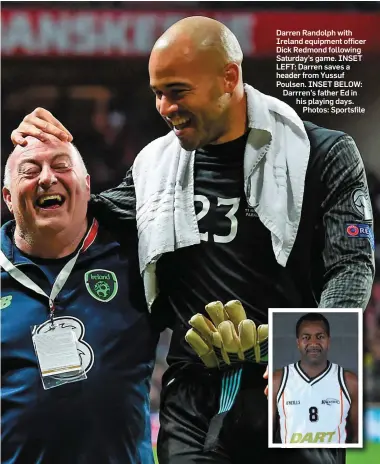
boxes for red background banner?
[2,10,379,57]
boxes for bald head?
[4,136,87,189]
[152,16,243,70]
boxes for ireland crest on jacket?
[84,269,118,302]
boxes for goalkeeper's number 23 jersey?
[277,362,351,444]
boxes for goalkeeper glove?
[185,300,268,368]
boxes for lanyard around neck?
[0,219,99,312]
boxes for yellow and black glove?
[185,300,268,369]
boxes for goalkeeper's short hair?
[295,313,330,338]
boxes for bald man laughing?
[12,16,373,464]
[149,16,247,151]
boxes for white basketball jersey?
[277,361,351,444]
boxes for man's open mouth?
[35,194,66,209]
[168,116,192,131]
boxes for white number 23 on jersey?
[195,195,240,244]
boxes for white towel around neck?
[132,84,311,308]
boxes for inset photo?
[268,309,363,449]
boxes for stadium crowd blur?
[2,1,380,411]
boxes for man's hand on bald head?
[15,134,69,149]
[6,136,87,189]
[13,135,81,161]
[11,107,73,147]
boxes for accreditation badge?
[31,321,87,390]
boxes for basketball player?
[273,313,359,446]
[11,15,372,464]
